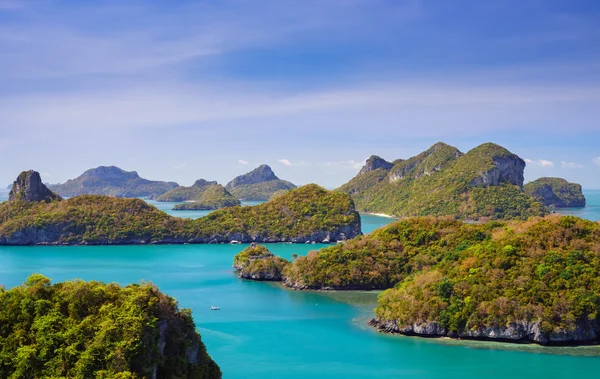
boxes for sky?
[1,0,600,189]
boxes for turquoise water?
[1,243,600,378]
[558,189,600,221]
[143,198,264,219]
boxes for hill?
[524,177,586,208]
[173,184,241,210]
[154,179,219,202]
[0,172,360,245]
[0,274,221,378]
[49,166,178,198]
[337,142,547,220]
[225,165,296,201]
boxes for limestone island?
[49,165,178,198]
[0,274,221,378]
[235,216,600,346]
[0,171,360,245]
[337,142,551,220]
[225,164,296,201]
[524,177,586,208]
[233,243,289,281]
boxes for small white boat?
[210,306,220,311]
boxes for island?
[49,165,178,198]
[0,171,360,245]
[235,215,600,345]
[337,142,549,220]
[153,179,241,210]
[225,165,296,201]
[233,243,289,280]
[0,274,221,378]
[524,177,586,208]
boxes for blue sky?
[1,0,600,189]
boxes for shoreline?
[360,211,398,219]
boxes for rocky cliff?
[524,177,586,207]
[358,155,394,175]
[49,166,178,198]
[9,170,62,202]
[225,165,296,200]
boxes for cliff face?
[49,166,178,198]
[524,177,586,207]
[9,170,61,202]
[358,156,394,175]
[470,155,525,188]
[225,165,297,201]
[369,317,599,346]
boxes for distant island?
[225,165,296,201]
[337,142,549,220]
[0,171,360,245]
[49,166,178,198]
[0,274,221,378]
[235,215,600,345]
[524,177,586,208]
[153,179,241,210]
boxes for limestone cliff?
[9,170,62,202]
[524,177,586,208]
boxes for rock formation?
[524,177,586,208]
[9,170,62,202]
[225,165,296,201]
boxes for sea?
[0,189,599,378]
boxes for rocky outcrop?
[226,165,278,187]
[49,165,178,198]
[388,142,462,182]
[470,155,525,188]
[358,156,394,175]
[524,177,586,208]
[233,243,290,281]
[369,317,599,346]
[9,170,61,202]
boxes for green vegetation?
[233,244,289,280]
[337,142,548,220]
[0,275,221,378]
[284,215,600,343]
[49,166,178,198]
[524,177,586,208]
[172,185,240,210]
[268,189,290,200]
[0,184,360,244]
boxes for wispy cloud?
[173,163,186,170]
[278,159,293,166]
[525,159,555,168]
[561,161,582,169]
[593,157,600,167]
[319,160,364,170]
[238,160,250,165]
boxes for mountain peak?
[226,165,279,188]
[358,155,393,175]
[82,166,139,180]
[9,170,62,202]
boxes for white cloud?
[560,161,582,169]
[525,159,554,168]
[319,160,363,170]
[278,159,292,166]
[238,160,250,165]
[173,163,186,170]
[593,157,600,166]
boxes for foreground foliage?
[0,275,221,378]
[284,216,600,343]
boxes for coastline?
[360,211,398,219]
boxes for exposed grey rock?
[470,156,525,188]
[226,165,279,188]
[358,155,394,175]
[9,170,62,202]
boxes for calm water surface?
[1,190,600,377]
